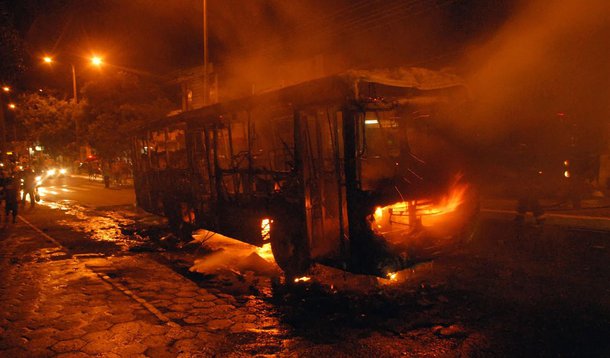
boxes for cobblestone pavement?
[0,221,286,357]
[2,176,609,357]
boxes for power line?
[248,0,431,58]
[249,0,459,62]
[238,0,373,53]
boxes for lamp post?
[43,55,103,103]
[0,85,15,156]
[0,86,8,155]
[42,55,103,160]
[0,86,19,160]
[71,64,78,103]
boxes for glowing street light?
[42,54,105,102]
[41,52,105,161]
[2,86,9,93]
[91,56,103,66]
[8,103,16,110]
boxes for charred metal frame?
[130,75,470,276]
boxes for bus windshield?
[359,110,410,190]
[362,111,404,158]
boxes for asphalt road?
[38,174,136,208]
[1,175,609,357]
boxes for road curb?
[16,214,180,328]
[482,209,610,232]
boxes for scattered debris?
[433,324,468,338]
[189,230,281,277]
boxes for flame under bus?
[131,68,478,277]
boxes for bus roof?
[135,67,464,133]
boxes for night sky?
[4,0,516,89]
[4,0,608,139]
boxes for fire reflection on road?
[39,199,145,250]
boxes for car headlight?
[47,169,56,176]
[59,168,67,175]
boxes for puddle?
[40,198,147,251]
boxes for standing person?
[21,167,37,208]
[3,173,19,225]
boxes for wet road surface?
[1,175,609,356]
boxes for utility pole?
[71,63,81,160]
[71,64,78,103]
[0,86,11,156]
[43,55,101,161]
[203,0,209,105]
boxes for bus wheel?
[270,216,311,278]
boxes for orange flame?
[257,218,276,263]
[372,181,469,230]
[261,218,272,241]
[417,183,468,217]
[294,276,311,283]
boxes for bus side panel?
[187,128,216,231]
[300,108,347,262]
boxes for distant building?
[169,64,218,113]
[168,54,334,116]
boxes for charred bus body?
[131,68,479,277]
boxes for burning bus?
[131,67,479,277]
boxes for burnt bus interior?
[132,70,478,277]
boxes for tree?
[0,3,26,85]
[0,3,27,153]
[81,71,171,160]
[14,92,81,157]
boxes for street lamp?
[42,54,104,160]
[91,56,103,67]
[0,86,9,153]
[42,54,104,103]
[8,103,16,110]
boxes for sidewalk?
[482,196,610,231]
[0,218,284,356]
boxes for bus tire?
[270,215,311,278]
